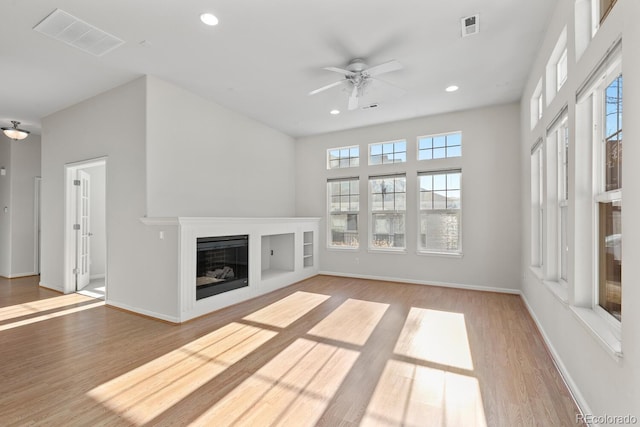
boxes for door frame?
[63,157,108,294]
[33,177,41,275]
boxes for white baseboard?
[5,272,38,278]
[520,294,593,424]
[318,271,521,295]
[106,299,180,324]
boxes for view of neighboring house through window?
[327,146,359,169]
[597,73,622,321]
[369,140,407,165]
[418,170,462,254]
[369,174,406,250]
[327,178,359,248]
[418,132,462,160]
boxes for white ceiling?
[0,0,556,138]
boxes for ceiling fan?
[309,59,403,110]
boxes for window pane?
[383,193,394,209]
[328,146,359,169]
[420,191,433,210]
[395,193,406,210]
[418,149,433,160]
[433,148,446,159]
[371,144,382,155]
[329,159,340,169]
[350,147,359,157]
[328,179,359,247]
[446,133,461,147]
[395,141,406,152]
[395,152,407,163]
[447,146,461,157]
[330,214,358,247]
[371,194,383,211]
[350,157,360,167]
[420,175,432,191]
[350,195,360,211]
[370,154,382,165]
[419,138,432,150]
[447,173,461,190]
[598,201,621,321]
[433,192,447,209]
[372,213,405,249]
[420,211,460,252]
[433,174,446,190]
[383,143,394,154]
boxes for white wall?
[145,76,296,218]
[0,136,11,276]
[41,77,180,320]
[0,133,41,277]
[85,164,106,279]
[295,103,521,291]
[519,0,639,418]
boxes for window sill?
[570,306,623,361]
[416,251,463,259]
[542,280,569,305]
[327,246,359,252]
[529,266,544,281]
[367,248,407,255]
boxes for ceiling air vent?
[361,103,379,110]
[33,9,124,56]
[461,14,480,37]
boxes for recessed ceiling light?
[330,109,340,115]
[446,85,459,92]
[200,13,219,26]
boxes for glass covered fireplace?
[196,235,248,300]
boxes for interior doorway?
[64,158,107,299]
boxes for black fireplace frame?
[196,235,249,300]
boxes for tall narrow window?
[418,170,462,254]
[558,118,569,282]
[531,140,544,268]
[369,174,406,250]
[327,178,359,248]
[596,74,622,321]
[557,48,568,91]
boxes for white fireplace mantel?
[139,217,320,322]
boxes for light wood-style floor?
[0,275,583,426]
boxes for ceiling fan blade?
[308,80,347,96]
[365,60,403,77]
[348,85,359,110]
[324,66,355,76]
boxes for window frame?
[417,132,462,161]
[327,177,360,250]
[327,145,360,170]
[530,139,544,270]
[368,140,407,166]
[417,169,463,256]
[368,174,407,252]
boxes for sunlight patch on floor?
[394,307,474,370]
[362,360,486,427]
[87,322,277,425]
[243,291,330,327]
[0,293,96,322]
[0,301,104,331]
[307,298,389,346]
[190,337,359,426]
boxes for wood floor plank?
[0,275,584,426]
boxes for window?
[545,27,567,105]
[531,140,544,268]
[369,140,406,165]
[557,48,568,91]
[327,146,359,169]
[558,118,569,282]
[327,178,359,248]
[596,74,622,321]
[418,170,462,254]
[369,174,406,250]
[418,132,462,160]
[530,78,543,129]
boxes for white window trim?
[327,145,360,170]
[368,174,407,252]
[368,139,407,166]
[416,131,462,161]
[416,169,463,256]
[327,177,360,250]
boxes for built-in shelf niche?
[303,231,313,267]
[261,233,295,280]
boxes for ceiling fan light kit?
[2,121,30,141]
[309,58,403,111]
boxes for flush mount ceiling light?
[330,109,340,115]
[446,85,459,92]
[1,121,30,141]
[200,13,219,26]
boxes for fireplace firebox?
[196,235,248,300]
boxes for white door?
[75,170,91,289]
